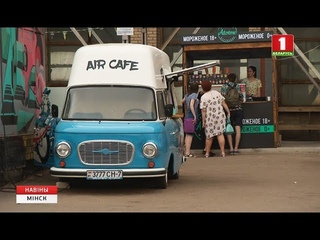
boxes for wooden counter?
[191,101,275,149]
[240,101,275,148]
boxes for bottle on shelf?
[214,74,219,85]
[195,74,199,84]
[218,74,223,84]
[202,74,207,82]
[198,71,202,84]
[188,75,193,85]
[209,74,213,84]
[212,66,216,75]
[223,74,228,84]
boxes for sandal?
[220,152,226,157]
[205,152,215,158]
[208,152,215,157]
[202,150,216,156]
[184,153,194,158]
[233,150,240,154]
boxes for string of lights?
[45,27,114,40]
[44,27,106,34]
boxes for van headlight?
[142,142,157,158]
[56,142,71,158]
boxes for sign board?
[181,28,274,45]
[240,101,275,148]
[242,125,274,133]
[116,28,134,36]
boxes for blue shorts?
[229,109,243,127]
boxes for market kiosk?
[181,29,280,149]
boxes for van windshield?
[62,86,157,120]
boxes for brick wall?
[23,133,34,161]
[130,28,163,48]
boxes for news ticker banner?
[272,34,294,57]
[16,185,58,204]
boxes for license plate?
[87,170,123,180]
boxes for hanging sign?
[181,28,274,45]
[116,28,134,36]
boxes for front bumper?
[50,167,166,179]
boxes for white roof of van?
[67,43,171,89]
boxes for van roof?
[67,43,171,89]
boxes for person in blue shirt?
[182,83,199,158]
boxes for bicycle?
[33,88,60,164]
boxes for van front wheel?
[170,170,180,180]
[154,172,168,189]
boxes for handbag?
[184,118,195,134]
[225,117,235,135]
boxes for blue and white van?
[49,43,185,189]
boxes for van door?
[157,91,182,174]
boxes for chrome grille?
[78,140,134,165]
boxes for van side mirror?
[164,104,174,117]
[52,104,59,118]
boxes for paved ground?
[0,141,319,212]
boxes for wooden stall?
[181,29,281,148]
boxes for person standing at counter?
[182,83,199,158]
[197,90,215,157]
[221,73,244,154]
[241,66,262,98]
[200,80,230,158]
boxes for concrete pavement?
[196,140,320,155]
[1,141,320,212]
[1,140,319,188]
[232,140,320,153]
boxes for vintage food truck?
[49,43,185,189]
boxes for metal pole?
[70,27,88,46]
[92,30,104,44]
[170,28,201,67]
[161,27,180,51]
[122,35,128,43]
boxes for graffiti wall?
[0,28,46,171]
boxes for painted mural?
[0,27,46,136]
[0,28,46,174]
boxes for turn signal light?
[59,160,66,168]
[148,161,155,168]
